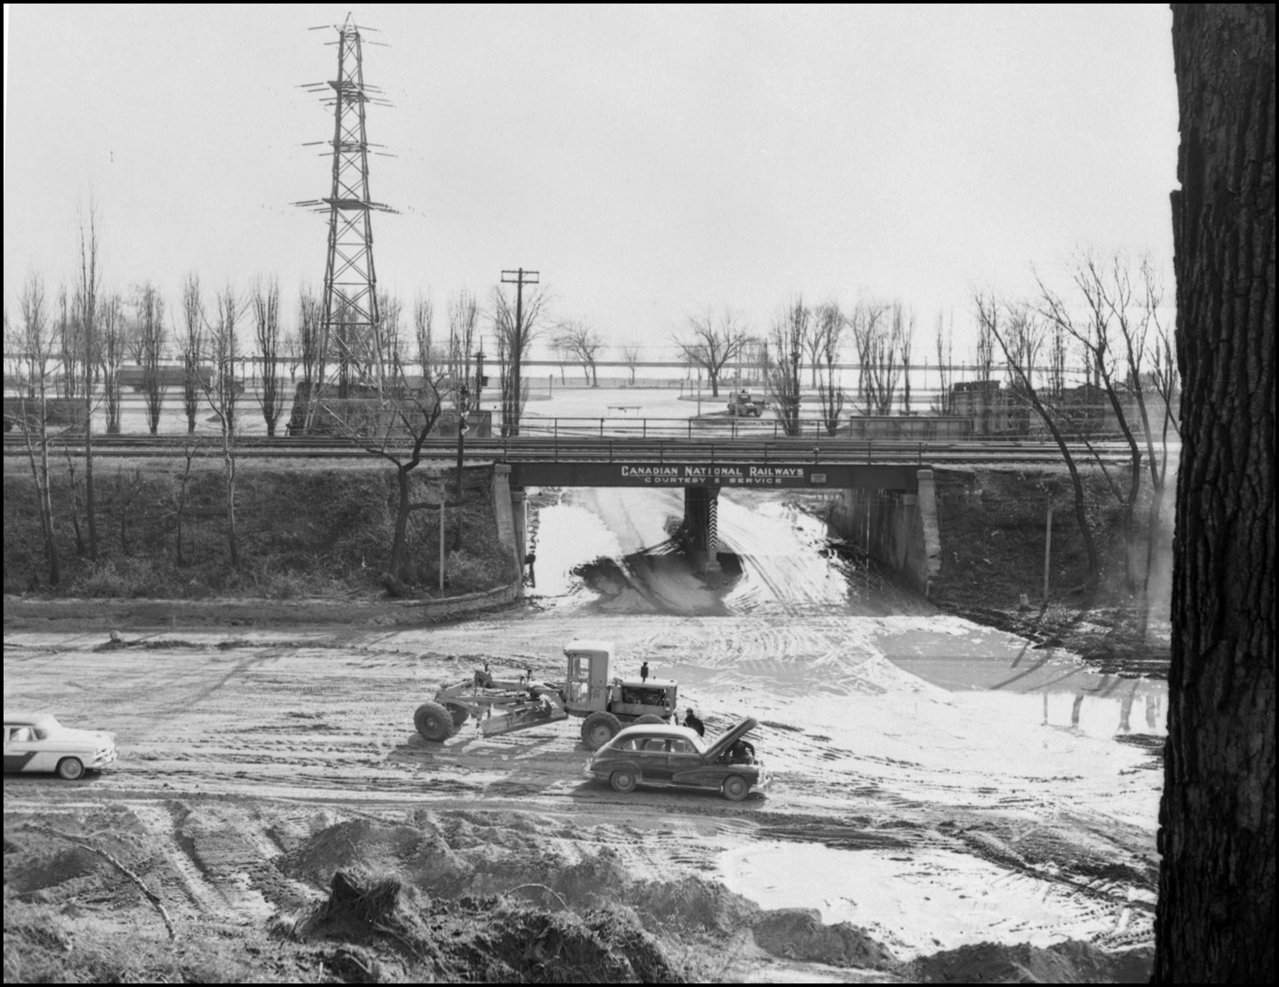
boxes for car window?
[33,728,50,740]
[617,738,641,752]
[10,727,32,743]
[642,738,668,753]
[669,738,696,754]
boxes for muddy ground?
[4,487,1166,983]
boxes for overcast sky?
[3,4,1178,360]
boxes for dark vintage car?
[583,717,766,801]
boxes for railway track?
[3,430,1134,466]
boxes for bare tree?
[1156,6,1274,980]
[556,319,603,387]
[168,434,203,567]
[766,299,807,437]
[1037,256,1145,592]
[135,283,166,435]
[204,288,242,569]
[976,291,1100,584]
[99,293,124,434]
[849,301,898,414]
[12,274,61,584]
[75,206,102,560]
[674,310,747,398]
[802,313,823,389]
[180,274,205,435]
[974,301,997,433]
[551,336,571,384]
[447,290,478,404]
[413,295,436,384]
[493,284,546,437]
[253,279,286,436]
[894,302,916,414]
[377,290,404,382]
[56,285,81,400]
[813,301,845,435]
[620,343,640,386]
[934,311,953,415]
[297,287,327,432]
[312,355,449,590]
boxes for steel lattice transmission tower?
[296,13,394,401]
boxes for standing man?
[683,708,704,737]
[640,661,650,682]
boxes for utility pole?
[455,385,469,502]
[500,268,539,437]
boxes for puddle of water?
[720,841,1140,959]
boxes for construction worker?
[640,661,650,682]
[683,708,705,737]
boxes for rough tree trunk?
[1155,5,1275,982]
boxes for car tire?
[581,711,622,750]
[634,714,665,725]
[414,701,457,743]
[445,703,469,728]
[722,775,749,801]
[610,769,637,794]
[56,757,85,781]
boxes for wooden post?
[1043,504,1053,601]
[439,501,445,594]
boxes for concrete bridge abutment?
[492,464,526,594]
[831,468,941,595]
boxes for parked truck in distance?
[413,641,678,750]
[726,390,765,417]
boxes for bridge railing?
[516,415,851,441]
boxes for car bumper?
[88,748,118,770]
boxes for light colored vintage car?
[3,711,118,780]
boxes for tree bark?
[1156,5,1275,982]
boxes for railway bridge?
[492,433,939,580]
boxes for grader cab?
[412,640,678,749]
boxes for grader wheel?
[414,701,457,743]
[581,711,622,750]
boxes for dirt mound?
[5,843,106,895]
[752,908,897,969]
[460,906,683,983]
[282,818,469,894]
[906,939,1153,983]
[290,869,684,983]
[629,874,760,933]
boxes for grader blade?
[480,704,569,737]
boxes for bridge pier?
[683,484,721,574]
[492,464,525,593]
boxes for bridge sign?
[618,463,819,486]
[509,460,920,490]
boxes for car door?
[667,737,703,787]
[637,737,673,783]
[4,725,41,773]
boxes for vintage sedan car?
[584,717,766,801]
[3,711,117,780]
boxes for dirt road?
[3,490,1163,982]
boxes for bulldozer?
[413,640,678,750]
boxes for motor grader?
[413,640,678,750]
